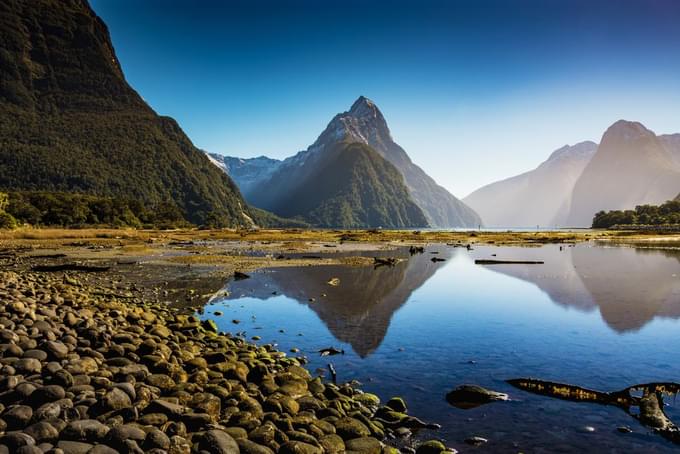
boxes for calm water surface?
[200,243,680,453]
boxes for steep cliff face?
[0,0,252,226]
[464,141,597,227]
[660,133,680,167]
[566,121,680,226]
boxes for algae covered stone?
[416,440,447,454]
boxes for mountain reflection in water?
[480,245,680,332]
[214,244,680,357]
[217,247,451,357]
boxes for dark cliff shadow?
[478,245,680,332]
[219,247,452,357]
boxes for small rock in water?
[446,384,509,409]
[386,397,408,413]
[233,271,250,280]
[617,426,632,433]
[319,347,344,356]
[464,436,488,446]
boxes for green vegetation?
[0,191,311,229]
[0,192,17,229]
[0,0,251,227]
[269,142,429,228]
[592,199,680,228]
[4,191,190,229]
[249,207,310,229]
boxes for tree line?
[0,191,189,229]
[592,199,680,228]
[0,191,310,230]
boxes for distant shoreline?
[1,227,679,250]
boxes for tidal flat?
[0,228,679,453]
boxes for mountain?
[253,141,427,228]
[463,141,597,227]
[0,0,252,226]
[207,153,281,199]
[217,97,481,228]
[660,133,680,167]
[566,121,680,226]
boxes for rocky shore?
[0,269,446,454]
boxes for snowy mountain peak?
[302,97,393,158]
[349,96,380,119]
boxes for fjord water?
[203,244,680,452]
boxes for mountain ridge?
[0,0,252,226]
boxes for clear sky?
[90,0,680,197]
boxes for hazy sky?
[91,0,680,197]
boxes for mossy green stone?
[385,397,407,413]
[345,436,382,454]
[355,393,380,408]
[416,440,447,454]
[334,417,371,440]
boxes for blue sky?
[91,0,680,196]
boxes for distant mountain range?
[0,0,252,227]
[210,97,481,228]
[464,141,597,227]
[465,120,680,227]
[207,154,282,198]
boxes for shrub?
[0,211,17,229]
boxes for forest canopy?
[1,191,189,229]
[592,199,680,228]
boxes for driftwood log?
[508,378,680,444]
